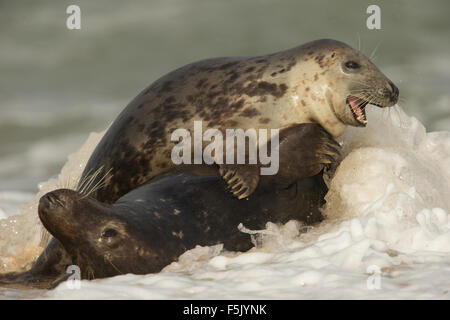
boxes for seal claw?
[221,169,235,181]
[320,154,335,164]
[324,144,341,157]
[231,183,243,192]
[219,164,260,199]
[236,187,251,199]
[227,176,240,185]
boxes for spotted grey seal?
[80,39,398,202]
[0,167,327,288]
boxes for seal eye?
[102,228,118,238]
[344,61,360,69]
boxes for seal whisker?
[350,91,371,102]
[369,40,382,61]
[363,92,379,104]
[78,166,109,197]
[80,167,113,200]
[348,85,372,93]
[349,78,371,85]
[86,266,95,280]
[348,84,372,90]
[39,228,52,247]
[377,105,392,134]
[83,166,105,194]
[386,107,394,137]
[83,181,107,199]
[82,166,105,194]
[349,86,373,93]
[398,96,407,105]
[104,254,123,275]
[358,91,381,106]
[348,80,372,88]
[392,104,407,128]
[76,167,95,194]
[357,32,361,52]
[349,87,368,92]
[61,172,69,190]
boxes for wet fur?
[0,170,327,288]
[80,39,398,204]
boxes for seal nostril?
[40,194,53,208]
[41,193,64,209]
[38,194,55,217]
[388,81,399,101]
[47,194,59,205]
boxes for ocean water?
[0,0,449,299]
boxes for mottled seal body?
[0,38,400,289]
[0,169,327,287]
[81,39,399,203]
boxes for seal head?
[294,39,399,132]
[38,190,159,279]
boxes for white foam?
[1,106,449,299]
[0,131,104,273]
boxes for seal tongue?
[347,96,368,125]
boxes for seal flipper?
[220,123,339,199]
[0,270,69,290]
[219,164,259,199]
[269,123,341,187]
[0,238,72,289]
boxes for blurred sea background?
[0,0,449,194]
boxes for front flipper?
[219,164,259,199]
[272,123,341,185]
[0,238,73,290]
[219,123,340,199]
[0,270,69,290]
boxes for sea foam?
[0,106,449,299]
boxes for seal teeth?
[347,95,368,125]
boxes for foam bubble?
[0,131,104,273]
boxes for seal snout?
[39,193,59,211]
[38,193,64,220]
[38,189,78,221]
[388,80,399,103]
[377,81,399,104]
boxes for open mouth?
[346,95,370,126]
